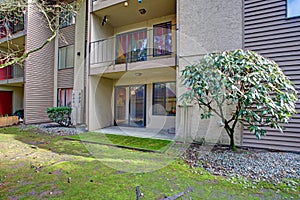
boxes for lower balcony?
[89,24,177,75]
[0,64,24,85]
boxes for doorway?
[0,91,13,116]
[115,85,146,127]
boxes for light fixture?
[101,15,108,26]
[124,1,128,7]
[138,0,142,3]
[139,8,146,15]
[135,72,142,76]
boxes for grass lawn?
[65,132,173,152]
[0,126,299,200]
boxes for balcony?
[0,12,25,39]
[0,64,24,85]
[92,0,126,12]
[90,24,177,74]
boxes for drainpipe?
[85,0,92,130]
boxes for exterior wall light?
[139,8,146,15]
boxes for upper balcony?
[92,0,127,11]
[90,24,177,74]
[0,64,24,85]
[89,0,176,75]
[0,11,26,42]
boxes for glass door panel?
[129,85,145,127]
[115,85,146,127]
[115,86,129,126]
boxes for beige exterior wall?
[73,0,87,125]
[176,0,243,145]
[114,14,176,35]
[88,67,176,131]
[92,0,125,11]
[91,13,114,42]
[88,0,244,146]
[0,86,24,113]
[89,76,113,130]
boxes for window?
[153,22,172,56]
[153,82,176,116]
[59,9,75,28]
[0,10,24,38]
[116,29,148,64]
[58,88,73,107]
[58,45,74,69]
[287,0,300,18]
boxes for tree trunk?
[225,124,237,151]
[229,131,237,151]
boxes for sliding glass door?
[115,85,146,127]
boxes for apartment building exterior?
[242,0,300,152]
[87,0,244,146]
[0,4,26,118]
[0,0,87,125]
[0,0,299,152]
[87,0,300,152]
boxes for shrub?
[46,107,72,127]
[181,49,297,150]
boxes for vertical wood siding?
[243,0,300,152]
[25,5,55,124]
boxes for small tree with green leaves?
[181,49,298,150]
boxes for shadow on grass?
[1,126,187,173]
[1,126,93,158]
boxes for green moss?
[66,132,173,152]
[0,127,299,200]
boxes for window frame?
[153,21,172,57]
[58,45,75,70]
[287,0,300,18]
[152,82,176,116]
[115,29,148,64]
[59,4,76,28]
[57,88,73,107]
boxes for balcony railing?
[90,24,177,68]
[0,12,25,39]
[0,64,24,81]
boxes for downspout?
[85,0,92,130]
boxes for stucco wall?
[91,14,114,42]
[176,0,243,145]
[89,67,177,131]
[73,0,87,125]
[114,67,176,130]
[89,76,113,130]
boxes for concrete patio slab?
[94,126,175,140]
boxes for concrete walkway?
[94,126,175,140]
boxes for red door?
[0,91,13,116]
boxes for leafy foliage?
[0,0,82,68]
[181,49,297,149]
[46,107,72,127]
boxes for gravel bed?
[22,123,87,136]
[184,145,300,183]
